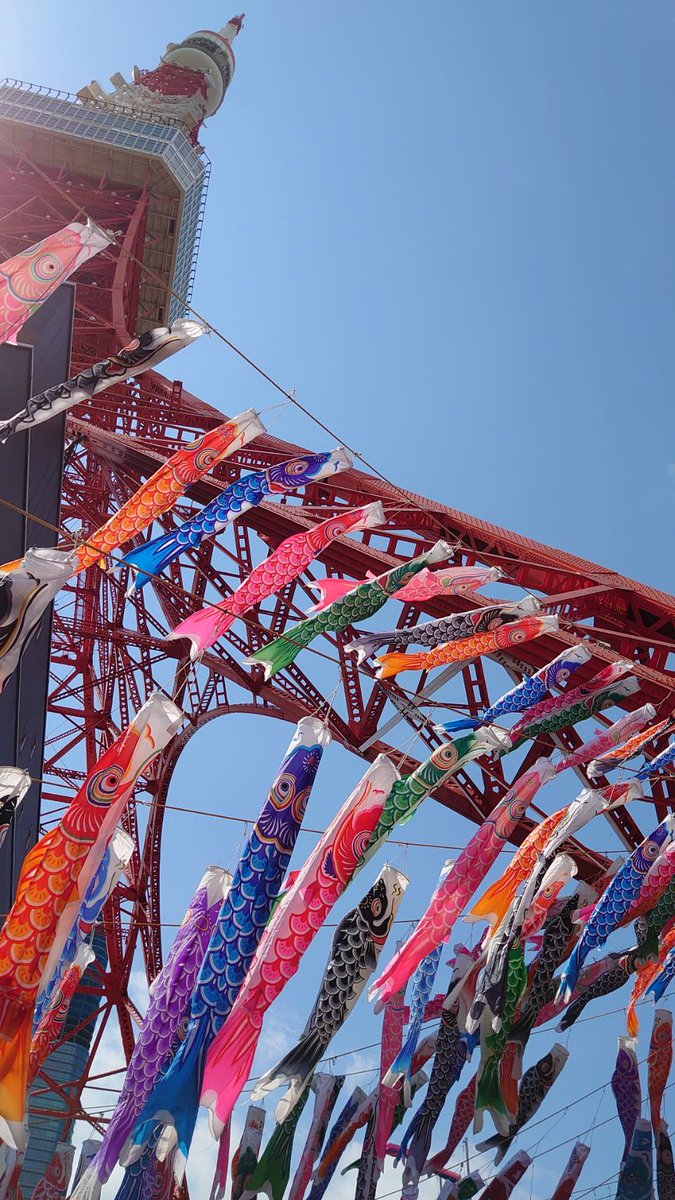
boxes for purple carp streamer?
[611,1036,642,1162]
[0,321,204,441]
[73,867,231,1200]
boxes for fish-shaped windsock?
[357,727,511,873]
[638,875,675,965]
[0,548,77,694]
[649,946,675,1006]
[473,945,528,1134]
[612,1037,642,1162]
[346,596,540,664]
[252,863,408,1120]
[306,1086,369,1200]
[201,755,398,1137]
[288,1074,344,1200]
[656,1128,675,1200]
[0,692,182,1144]
[122,448,351,593]
[476,1043,569,1163]
[245,540,451,679]
[168,501,386,660]
[0,217,112,345]
[72,867,231,1200]
[0,321,205,442]
[509,676,642,750]
[558,810,674,1002]
[436,645,591,735]
[549,1142,591,1200]
[632,921,675,1036]
[125,718,329,1175]
[240,1087,311,1200]
[28,943,95,1084]
[508,661,632,741]
[307,564,501,613]
[424,1073,477,1175]
[557,947,641,1032]
[438,1173,485,1200]
[375,614,559,680]
[231,1106,266,1200]
[355,985,407,1200]
[649,1009,673,1135]
[555,706,656,775]
[616,1119,654,1200]
[0,768,30,852]
[369,758,556,1011]
[619,841,675,928]
[637,739,675,780]
[31,1141,75,1200]
[398,1004,468,1193]
[73,409,265,572]
[478,1150,532,1200]
[589,714,675,780]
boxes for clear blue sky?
[4,4,675,1197]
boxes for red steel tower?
[0,15,673,1147]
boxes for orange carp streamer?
[375,615,558,679]
[0,693,182,1140]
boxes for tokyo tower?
[0,13,673,1165]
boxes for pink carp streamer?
[648,1008,673,1133]
[168,501,385,659]
[369,758,555,1011]
[550,1142,591,1200]
[554,705,655,775]
[0,218,111,345]
[307,564,501,612]
[200,755,398,1136]
[589,713,675,779]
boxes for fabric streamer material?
[245,540,451,679]
[307,564,501,613]
[240,1086,310,1200]
[477,1150,532,1200]
[369,757,556,1011]
[168,501,385,660]
[611,1036,642,1162]
[122,448,352,592]
[306,1085,369,1200]
[0,218,112,345]
[200,753,398,1136]
[73,408,264,571]
[0,321,205,442]
[231,1106,265,1200]
[72,866,231,1200]
[126,718,329,1176]
[476,1044,569,1163]
[0,768,30,853]
[346,596,540,663]
[287,1073,344,1200]
[549,1142,590,1200]
[649,1009,673,1136]
[616,1119,654,1200]
[252,862,407,1120]
[28,943,95,1083]
[0,548,77,694]
[375,614,559,679]
[0,692,182,1144]
[31,1141,75,1200]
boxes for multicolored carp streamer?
[478,1150,532,1200]
[307,564,501,612]
[612,1036,641,1162]
[0,692,182,1142]
[34,828,134,1029]
[346,596,540,663]
[168,501,385,659]
[358,728,510,873]
[375,614,559,680]
[473,945,528,1134]
[127,717,328,1172]
[122,448,352,593]
[0,321,204,442]
[619,841,675,928]
[558,947,641,1033]
[550,1142,591,1200]
[0,547,77,694]
[438,1171,485,1200]
[240,1085,310,1200]
[31,1141,75,1200]
[0,218,112,345]
[657,1129,675,1200]
[231,1106,265,1200]
[28,943,95,1083]
[200,754,398,1136]
[351,986,407,1200]
[253,863,407,1119]
[436,645,592,734]
[287,1073,343,1200]
[73,409,264,571]
[559,811,674,1001]
[637,739,675,780]
[508,660,631,739]
[616,1119,654,1200]
[649,1009,673,1135]
[246,540,451,679]
[477,1043,569,1163]
[0,767,30,852]
[73,867,231,1200]
[554,705,655,775]
[425,1073,477,1175]
[306,1086,369,1200]
[72,1141,102,1191]
[369,758,556,1011]
[589,713,675,779]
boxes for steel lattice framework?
[0,82,674,1141]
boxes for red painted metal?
[0,73,673,1141]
